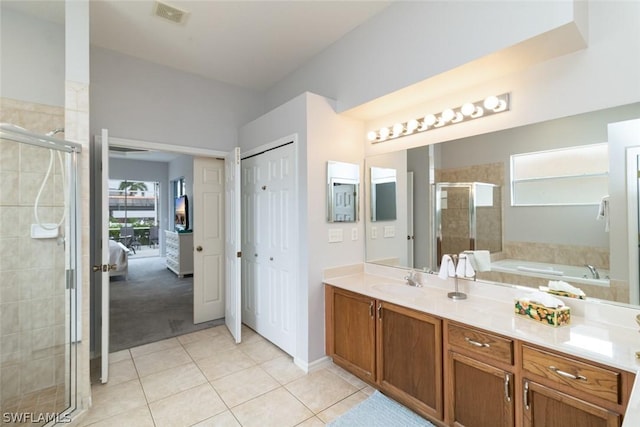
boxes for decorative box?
[514,299,570,327]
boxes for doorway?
[90,135,229,374]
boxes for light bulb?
[424,114,437,127]
[484,95,500,110]
[441,108,455,122]
[367,131,378,141]
[471,107,484,118]
[406,119,419,133]
[379,127,390,140]
[461,103,476,117]
[392,123,404,137]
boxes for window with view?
[510,143,608,206]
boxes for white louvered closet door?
[241,142,297,356]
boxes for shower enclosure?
[435,182,502,265]
[0,124,80,425]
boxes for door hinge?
[236,251,242,258]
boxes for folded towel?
[596,195,610,232]
[548,280,586,297]
[464,250,491,272]
[520,291,564,309]
[456,254,475,278]
[438,255,456,279]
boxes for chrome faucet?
[585,264,600,279]
[404,270,422,287]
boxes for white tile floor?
[74,325,374,426]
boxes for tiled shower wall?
[0,98,68,401]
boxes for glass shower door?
[0,124,79,425]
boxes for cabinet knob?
[196,246,203,252]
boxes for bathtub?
[490,259,610,287]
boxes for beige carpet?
[109,256,224,352]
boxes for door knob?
[196,246,203,252]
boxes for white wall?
[266,1,584,113]
[90,47,265,151]
[0,5,65,106]
[306,93,364,362]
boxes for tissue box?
[544,289,586,300]
[514,299,570,327]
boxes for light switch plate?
[383,226,395,238]
[328,228,343,243]
[371,226,377,239]
[351,228,358,241]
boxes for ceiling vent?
[153,1,189,24]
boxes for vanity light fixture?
[367,93,511,143]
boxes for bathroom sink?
[372,283,425,297]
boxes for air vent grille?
[154,1,188,24]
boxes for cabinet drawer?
[522,345,620,404]
[447,323,513,365]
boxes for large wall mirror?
[365,102,640,306]
[327,161,360,223]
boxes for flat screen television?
[174,195,189,231]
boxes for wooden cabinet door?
[523,380,621,427]
[376,301,443,421]
[447,352,514,427]
[330,288,376,383]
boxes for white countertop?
[323,264,640,426]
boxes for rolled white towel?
[456,254,475,278]
[438,255,456,280]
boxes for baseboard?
[293,355,332,373]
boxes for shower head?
[47,128,65,136]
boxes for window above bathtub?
[510,143,608,206]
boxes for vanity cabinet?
[324,283,636,427]
[445,321,515,427]
[521,345,633,427]
[325,286,444,421]
[325,286,376,383]
[377,301,443,420]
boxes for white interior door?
[241,143,297,355]
[225,148,241,343]
[193,157,225,323]
[99,129,110,383]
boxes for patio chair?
[119,226,141,254]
